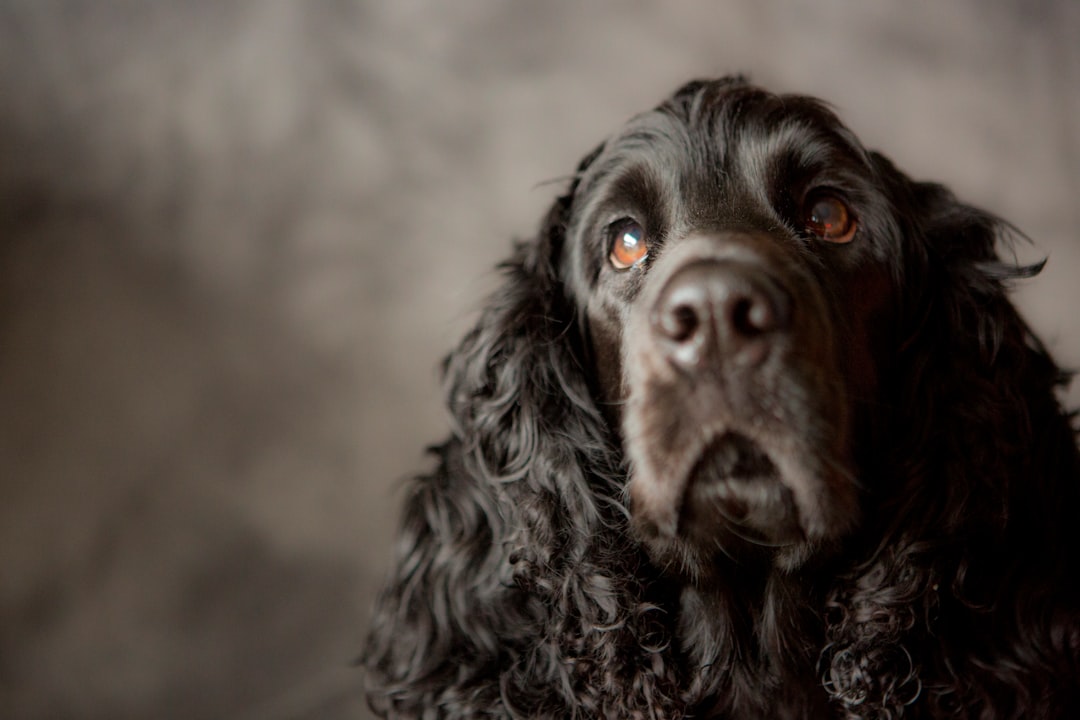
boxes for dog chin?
[679,432,804,545]
[629,429,853,575]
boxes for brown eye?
[804,193,857,244]
[609,219,649,269]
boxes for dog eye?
[803,192,857,244]
[609,219,649,269]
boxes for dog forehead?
[578,82,866,215]
[654,80,863,164]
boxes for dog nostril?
[731,296,778,338]
[661,304,700,343]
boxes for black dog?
[364,77,1080,719]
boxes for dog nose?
[651,259,790,370]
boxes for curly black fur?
[363,77,1080,719]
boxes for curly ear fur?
[363,153,684,719]
[821,162,1080,719]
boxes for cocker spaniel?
[363,77,1080,719]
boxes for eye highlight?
[609,219,649,269]
[803,192,857,244]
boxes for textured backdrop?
[1,2,1078,718]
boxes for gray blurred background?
[0,1,1077,718]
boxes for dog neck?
[676,564,831,718]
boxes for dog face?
[560,79,908,576]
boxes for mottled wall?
[1,2,1077,718]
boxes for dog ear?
[911,180,1044,360]
[874,158,1078,536]
[864,154,1059,459]
[822,158,1080,719]
[363,143,681,716]
[442,143,608,487]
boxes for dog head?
[555,78,942,577]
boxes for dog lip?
[689,431,777,481]
[677,432,804,545]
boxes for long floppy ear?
[363,145,681,718]
[889,175,1073,529]
[822,160,1080,718]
